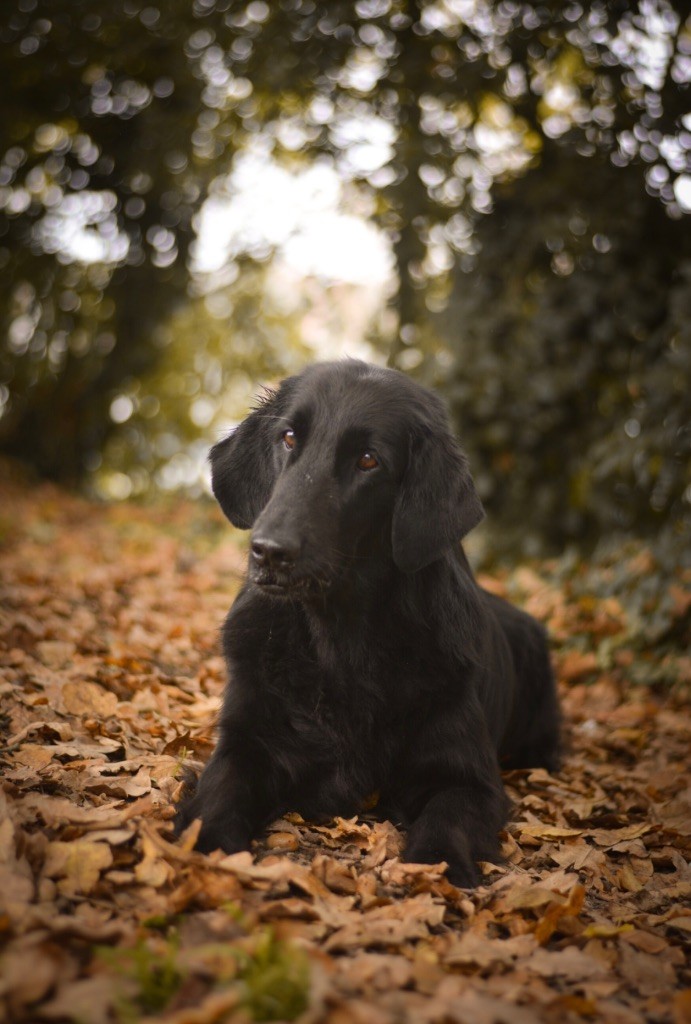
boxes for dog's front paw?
[195,819,250,856]
[443,857,481,888]
[404,828,481,888]
[404,843,480,888]
[175,795,251,856]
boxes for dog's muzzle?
[249,535,333,596]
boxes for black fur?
[175,361,561,886]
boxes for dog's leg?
[399,703,509,887]
[499,633,562,772]
[404,777,508,887]
[174,735,273,855]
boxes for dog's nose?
[251,536,299,569]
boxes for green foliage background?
[1,0,689,556]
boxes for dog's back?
[482,590,561,771]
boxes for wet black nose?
[251,536,300,570]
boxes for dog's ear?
[210,380,294,529]
[392,430,485,572]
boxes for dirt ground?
[0,467,690,1024]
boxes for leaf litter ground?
[0,469,690,1024]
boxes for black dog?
[176,361,561,886]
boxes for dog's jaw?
[249,567,333,599]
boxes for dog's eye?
[281,429,296,451]
[357,452,378,471]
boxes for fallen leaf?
[620,930,668,954]
[618,943,678,996]
[325,895,445,952]
[558,650,599,681]
[667,916,691,934]
[515,824,585,840]
[38,976,129,1024]
[0,939,76,1014]
[534,883,585,944]
[674,990,691,1024]
[527,946,609,981]
[134,833,175,888]
[10,744,54,770]
[582,921,634,939]
[35,641,76,668]
[61,681,119,717]
[6,720,74,747]
[590,823,655,847]
[266,831,299,852]
[443,931,536,969]
[21,795,125,828]
[43,839,113,895]
[312,854,358,894]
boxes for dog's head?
[210,361,484,594]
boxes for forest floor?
[0,464,690,1024]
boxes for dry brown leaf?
[6,720,74,747]
[515,824,585,840]
[20,794,125,828]
[526,946,609,981]
[35,640,76,668]
[355,872,380,910]
[266,831,299,852]
[546,994,599,1018]
[618,943,678,997]
[135,833,175,888]
[558,650,599,681]
[325,894,445,952]
[618,861,644,892]
[43,839,113,895]
[534,883,585,944]
[620,929,668,954]
[441,989,545,1024]
[326,996,394,1024]
[10,744,54,770]
[443,931,536,969]
[28,907,128,942]
[667,916,691,934]
[84,766,152,799]
[337,952,413,991]
[674,990,691,1024]
[312,854,358,895]
[61,680,119,717]
[175,816,202,854]
[499,882,565,911]
[172,867,244,912]
[260,897,322,922]
[0,939,76,1015]
[379,859,448,887]
[139,988,242,1024]
[582,921,634,939]
[590,823,655,846]
[0,865,34,928]
[38,976,129,1024]
[87,827,136,845]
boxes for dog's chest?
[279,668,397,815]
[227,592,425,771]
[286,662,388,750]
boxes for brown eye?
[282,429,296,450]
[357,452,378,471]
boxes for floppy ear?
[210,381,293,529]
[392,431,485,572]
